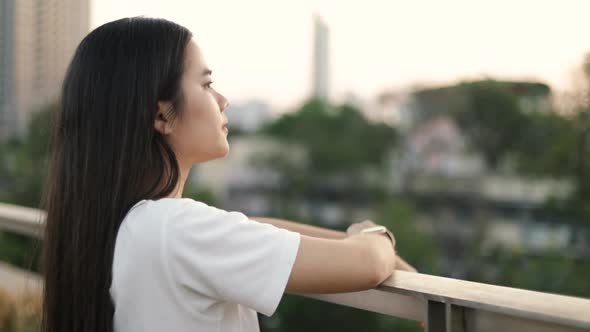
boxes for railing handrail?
[379,270,590,329]
[1,201,589,330]
[0,202,45,238]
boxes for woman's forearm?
[250,216,417,272]
[250,217,347,239]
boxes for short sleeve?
[163,199,301,317]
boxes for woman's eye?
[204,81,214,89]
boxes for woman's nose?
[218,94,229,112]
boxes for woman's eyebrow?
[202,68,212,76]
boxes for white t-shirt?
[109,197,301,332]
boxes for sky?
[91,0,590,110]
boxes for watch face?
[361,226,386,233]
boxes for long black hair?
[40,17,192,332]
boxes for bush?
[0,287,41,332]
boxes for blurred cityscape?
[1,1,590,331]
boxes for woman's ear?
[154,101,173,135]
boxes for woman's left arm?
[250,217,347,239]
[250,217,417,273]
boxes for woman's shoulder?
[123,197,216,226]
[130,197,207,212]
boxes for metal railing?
[1,202,589,332]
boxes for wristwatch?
[361,226,395,250]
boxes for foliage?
[183,187,220,206]
[0,104,53,275]
[474,249,590,298]
[412,80,530,169]
[0,104,54,208]
[262,98,397,174]
[511,111,578,177]
[0,287,41,332]
[452,81,529,168]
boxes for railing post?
[427,301,446,332]
[447,304,466,332]
[427,302,466,332]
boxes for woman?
[41,16,414,332]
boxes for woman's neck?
[167,160,190,198]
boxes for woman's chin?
[194,144,230,163]
[215,143,230,159]
[220,145,230,158]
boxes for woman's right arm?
[285,233,396,294]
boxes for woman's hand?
[347,220,418,273]
[346,220,379,237]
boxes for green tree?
[0,103,55,208]
[411,80,543,170]
[260,98,398,217]
[183,187,220,206]
[475,249,590,298]
[0,103,54,273]
[505,54,590,224]
[511,111,577,177]
[452,81,528,169]
[262,98,397,174]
